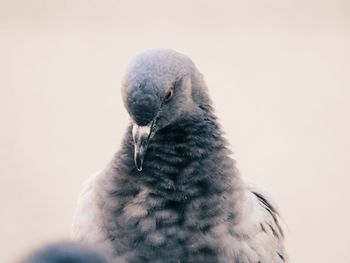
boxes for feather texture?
[72,49,288,262]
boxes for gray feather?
[72,48,288,263]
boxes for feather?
[72,49,288,262]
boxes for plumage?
[72,48,288,262]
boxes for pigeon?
[72,48,288,263]
[21,241,108,263]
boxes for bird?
[72,48,288,263]
[21,241,108,263]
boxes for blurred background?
[1,0,349,262]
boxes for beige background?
[1,0,349,262]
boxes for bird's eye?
[164,87,174,102]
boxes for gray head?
[121,48,210,171]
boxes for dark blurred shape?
[21,241,108,263]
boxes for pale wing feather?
[232,183,288,262]
[71,170,116,260]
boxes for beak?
[132,121,154,171]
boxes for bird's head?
[121,48,210,171]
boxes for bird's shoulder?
[229,182,288,262]
[71,166,130,262]
[71,168,112,247]
[72,170,102,239]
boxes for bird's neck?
[109,108,241,211]
[105,107,243,261]
[114,106,241,203]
